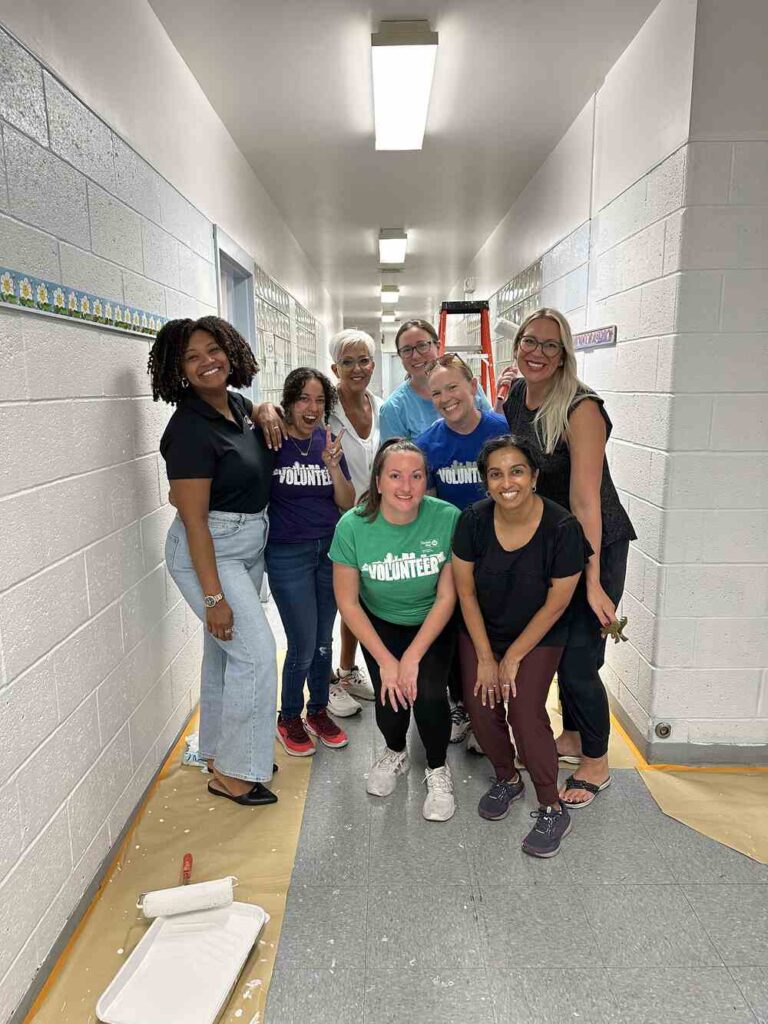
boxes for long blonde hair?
[513,308,581,454]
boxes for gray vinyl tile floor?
[264,700,768,1024]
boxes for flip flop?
[562,774,611,808]
[558,754,581,765]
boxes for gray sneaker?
[478,775,525,820]
[522,804,572,858]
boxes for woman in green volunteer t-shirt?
[329,438,461,822]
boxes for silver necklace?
[288,433,313,458]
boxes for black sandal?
[562,775,611,808]
[207,780,278,806]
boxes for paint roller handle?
[182,853,193,884]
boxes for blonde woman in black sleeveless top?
[501,309,635,808]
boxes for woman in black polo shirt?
[150,316,278,806]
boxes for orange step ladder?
[437,300,496,404]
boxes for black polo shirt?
[160,390,273,513]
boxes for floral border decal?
[0,266,167,336]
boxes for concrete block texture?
[16,693,102,849]
[0,808,71,979]
[669,333,768,393]
[0,555,90,680]
[142,219,179,289]
[730,141,768,205]
[721,269,768,331]
[663,451,767,509]
[0,781,23,884]
[129,667,174,769]
[595,220,665,299]
[4,126,90,248]
[662,564,768,617]
[0,657,58,788]
[67,723,133,863]
[122,269,166,317]
[54,604,124,722]
[650,668,762,719]
[43,72,116,192]
[661,509,768,564]
[0,127,7,211]
[85,523,146,615]
[88,181,143,273]
[688,719,768,746]
[0,213,59,281]
[158,180,213,261]
[34,823,110,965]
[0,399,76,496]
[685,141,732,205]
[694,618,768,669]
[165,287,217,322]
[0,934,37,1024]
[678,205,768,271]
[0,310,28,403]
[541,222,590,285]
[710,394,768,451]
[111,134,162,222]
[178,243,217,306]
[59,242,123,303]
[0,29,48,146]
[107,737,160,846]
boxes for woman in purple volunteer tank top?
[265,368,355,758]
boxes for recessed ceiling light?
[381,311,397,323]
[380,285,400,304]
[371,21,438,151]
[379,229,408,265]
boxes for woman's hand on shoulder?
[474,654,500,708]
[253,402,288,450]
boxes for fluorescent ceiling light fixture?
[379,229,408,265]
[381,285,400,304]
[381,311,397,323]
[371,21,438,151]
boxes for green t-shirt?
[329,495,461,626]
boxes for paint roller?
[493,315,520,402]
[137,876,238,919]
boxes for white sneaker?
[449,701,471,744]
[337,665,375,701]
[423,765,456,821]
[366,748,410,797]
[327,682,362,718]
[466,729,484,755]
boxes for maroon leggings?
[458,632,563,806]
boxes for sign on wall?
[573,325,617,351]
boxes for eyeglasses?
[519,336,563,358]
[398,339,437,359]
[337,356,373,370]
[424,353,473,377]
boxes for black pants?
[359,605,455,769]
[559,540,629,759]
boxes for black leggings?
[559,539,629,758]
[359,605,455,769]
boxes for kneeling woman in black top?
[151,316,278,806]
[453,436,589,857]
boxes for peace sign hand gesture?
[322,426,345,470]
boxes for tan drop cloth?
[639,768,768,865]
[27,716,312,1024]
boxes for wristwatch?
[203,592,224,608]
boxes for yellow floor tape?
[26,711,312,1024]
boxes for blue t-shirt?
[267,428,351,544]
[380,379,492,441]
[416,410,509,510]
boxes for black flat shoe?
[207,781,278,806]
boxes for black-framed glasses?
[519,336,563,358]
[398,339,437,359]
[337,356,374,370]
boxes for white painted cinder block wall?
[0,13,334,1021]
[457,0,768,759]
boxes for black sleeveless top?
[503,379,635,548]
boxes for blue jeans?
[265,537,337,721]
[166,511,277,783]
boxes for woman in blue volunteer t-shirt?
[265,368,355,757]
[415,353,509,747]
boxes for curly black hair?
[281,367,338,424]
[147,315,260,405]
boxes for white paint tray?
[96,902,268,1024]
